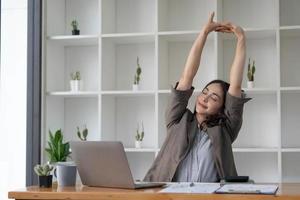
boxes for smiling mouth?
[198,102,208,109]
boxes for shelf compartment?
[234,152,279,183]
[281,92,300,148]
[280,0,300,27]
[158,33,216,90]
[46,0,99,36]
[222,0,276,29]
[102,37,155,91]
[101,0,155,34]
[46,97,99,142]
[280,29,300,87]
[232,93,279,148]
[282,152,300,183]
[126,152,155,181]
[101,95,156,149]
[46,44,99,92]
[158,0,216,32]
[219,31,278,89]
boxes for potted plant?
[132,56,142,91]
[45,129,77,186]
[70,71,81,92]
[135,121,144,148]
[77,125,88,141]
[34,163,54,188]
[247,58,256,88]
[71,19,80,35]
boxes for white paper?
[159,182,221,194]
[215,184,278,194]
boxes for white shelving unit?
[42,0,300,183]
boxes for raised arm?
[217,22,246,97]
[177,12,222,91]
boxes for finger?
[209,12,215,22]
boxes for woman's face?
[195,83,224,116]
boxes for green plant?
[133,56,142,85]
[71,20,79,31]
[247,58,256,81]
[135,121,144,141]
[45,129,71,163]
[70,71,81,80]
[34,163,54,176]
[77,125,88,141]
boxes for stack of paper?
[159,182,221,194]
[215,184,278,194]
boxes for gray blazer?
[143,82,251,182]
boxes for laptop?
[70,141,166,189]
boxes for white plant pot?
[247,81,254,88]
[135,141,142,148]
[132,84,139,91]
[70,80,81,92]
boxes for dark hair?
[194,79,230,129]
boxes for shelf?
[47,35,99,46]
[158,34,216,90]
[102,0,155,34]
[280,26,300,31]
[101,95,156,149]
[234,152,279,183]
[102,36,155,91]
[47,91,99,97]
[232,148,278,153]
[280,87,300,93]
[158,0,215,32]
[46,45,99,92]
[281,92,300,148]
[126,152,155,181]
[102,33,155,44]
[282,152,300,183]
[280,29,300,87]
[46,0,99,36]
[220,28,276,40]
[222,0,276,29]
[219,30,278,89]
[281,148,300,153]
[46,97,99,142]
[232,93,279,149]
[101,90,155,97]
[280,0,300,27]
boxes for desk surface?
[8,183,300,200]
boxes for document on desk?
[159,182,221,194]
[215,184,278,195]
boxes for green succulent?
[133,56,142,84]
[77,125,88,141]
[71,20,79,30]
[247,58,256,81]
[70,71,81,80]
[135,121,144,141]
[34,163,54,176]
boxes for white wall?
[0,0,27,199]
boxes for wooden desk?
[8,183,300,200]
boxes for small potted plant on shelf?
[70,71,81,92]
[135,121,144,148]
[247,58,256,88]
[71,19,80,35]
[77,125,88,141]
[34,163,54,188]
[132,56,142,91]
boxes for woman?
[143,12,251,182]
